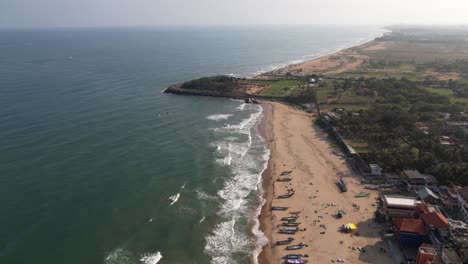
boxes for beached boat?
[277,178,292,182]
[275,237,294,245]
[271,206,288,211]
[337,178,347,192]
[281,216,299,221]
[278,194,294,199]
[279,228,298,234]
[285,258,308,264]
[286,243,306,250]
[283,254,302,259]
[282,222,300,227]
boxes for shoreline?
[256,102,275,264]
[255,102,395,264]
[256,36,380,78]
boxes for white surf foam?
[199,216,206,223]
[169,193,180,206]
[205,104,269,264]
[140,252,162,264]
[236,103,246,111]
[196,189,218,201]
[207,114,233,121]
[104,248,133,264]
[251,138,271,264]
[205,219,250,264]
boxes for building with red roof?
[421,212,449,229]
[393,218,428,248]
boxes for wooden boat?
[283,254,302,259]
[275,237,294,245]
[286,243,306,250]
[271,206,288,211]
[337,178,347,192]
[285,259,308,264]
[282,222,300,227]
[278,193,294,199]
[277,178,292,182]
[281,216,299,221]
[280,170,293,176]
[279,228,298,234]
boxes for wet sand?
[257,102,395,264]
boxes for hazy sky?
[1,0,468,28]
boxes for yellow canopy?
[348,223,358,230]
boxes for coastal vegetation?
[181,75,238,91]
[166,27,468,186]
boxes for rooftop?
[403,170,425,179]
[394,218,427,235]
[420,212,449,229]
[384,195,417,207]
[418,187,439,200]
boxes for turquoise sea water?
[0,25,385,264]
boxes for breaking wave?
[169,193,180,206]
[205,104,269,264]
[207,114,233,121]
[140,252,162,264]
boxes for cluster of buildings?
[319,109,468,263]
[379,171,468,264]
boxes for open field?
[263,36,468,81]
[257,79,301,97]
[424,86,468,104]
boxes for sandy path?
[258,102,395,264]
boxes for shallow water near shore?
[0,25,384,264]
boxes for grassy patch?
[258,79,301,97]
[424,87,468,105]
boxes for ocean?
[0,25,385,264]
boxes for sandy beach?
[258,102,395,264]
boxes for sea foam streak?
[169,193,180,206]
[205,104,268,264]
[140,252,162,264]
[207,114,233,121]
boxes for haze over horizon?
[1,0,468,29]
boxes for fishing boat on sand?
[283,254,307,259]
[271,206,288,211]
[279,228,299,234]
[285,259,308,264]
[278,193,294,199]
[281,216,299,221]
[277,178,292,182]
[337,178,347,192]
[286,243,306,250]
[282,222,300,227]
[275,237,294,245]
